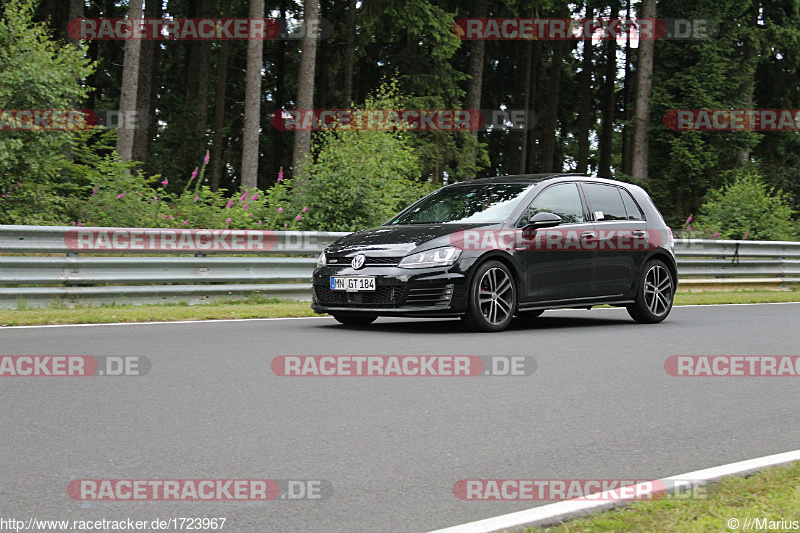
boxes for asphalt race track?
[2,303,799,532]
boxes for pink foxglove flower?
[302,206,307,212]
[117,193,125,199]
[194,195,200,202]
[191,167,198,179]
[204,151,210,165]
[277,168,284,181]
[225,218,231,224]
[278,207,283,213]
[161,178,168,186]
[296,214,302,221]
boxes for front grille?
[326,255,402,267]
[404,284,454,307]
[314,284,406,307]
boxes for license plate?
[330,276,376,292]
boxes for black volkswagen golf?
[311,173,677,332]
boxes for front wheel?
[332,314,377,326]
[627,259,674,323]
[461,260,517,332]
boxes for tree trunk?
[210,3,232,191]
[598,19,618,179]
[526,43,541,172]
[342,0,357,106]
[271,0,288,185]
[621,0,634,175]
[241,0,265,190]
[576,7,594,175]
[68,0,83,49]
[736,3,759,165]
[291,0,321,186]
[631,0,656,180]
[517,26,535,175]
[541,41,565,173]
[192,0,214,159]
[116,0,143,162]
[132,0,160,166]
[465,0,487,179]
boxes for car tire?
[332,314,377,326]
[461,260,517,332]
[627,259,675,324]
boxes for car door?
[580,182,647,297]
[517,182,597,302]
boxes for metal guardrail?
[1,225,798,308]
[674,239,800,290]
[0,225,345,307]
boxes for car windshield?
[389,183,536,225]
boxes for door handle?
[581,231,596,239]
[632,230,647,237]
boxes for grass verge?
[529,461,800,533]
[0,297,321,326]
[0,290,798,326]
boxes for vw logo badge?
[351,254,366,269]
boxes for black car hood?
[326,223,503,257]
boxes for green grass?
[528,461,800,533]
[0,290,798,327]
[673,288,800,306]
[0,297,321,326]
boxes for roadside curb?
[429,448,800,533]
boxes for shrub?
[294,81,438,232]
[693,167,798,241]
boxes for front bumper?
[311,265,469,316]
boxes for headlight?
[316,250,327,268]
[399,247,462,269]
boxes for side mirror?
[523,212,562,230]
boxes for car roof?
[455,173,632,187]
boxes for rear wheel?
[627,259,674,323]
[461,260,517,332]
[332,314,377,326]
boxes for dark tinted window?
[390,183,536,224]
[521,183,584,225]
[583,183,627,221]
[620,189,644,220]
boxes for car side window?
[583,183,628,221]
[519,183,585,226]
[620,189,645,220]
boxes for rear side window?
[620,189,645,220]
[582,183,627,221]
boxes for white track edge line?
[0,315,330,329]
[2,301,798,329]
[428,448,800,533]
